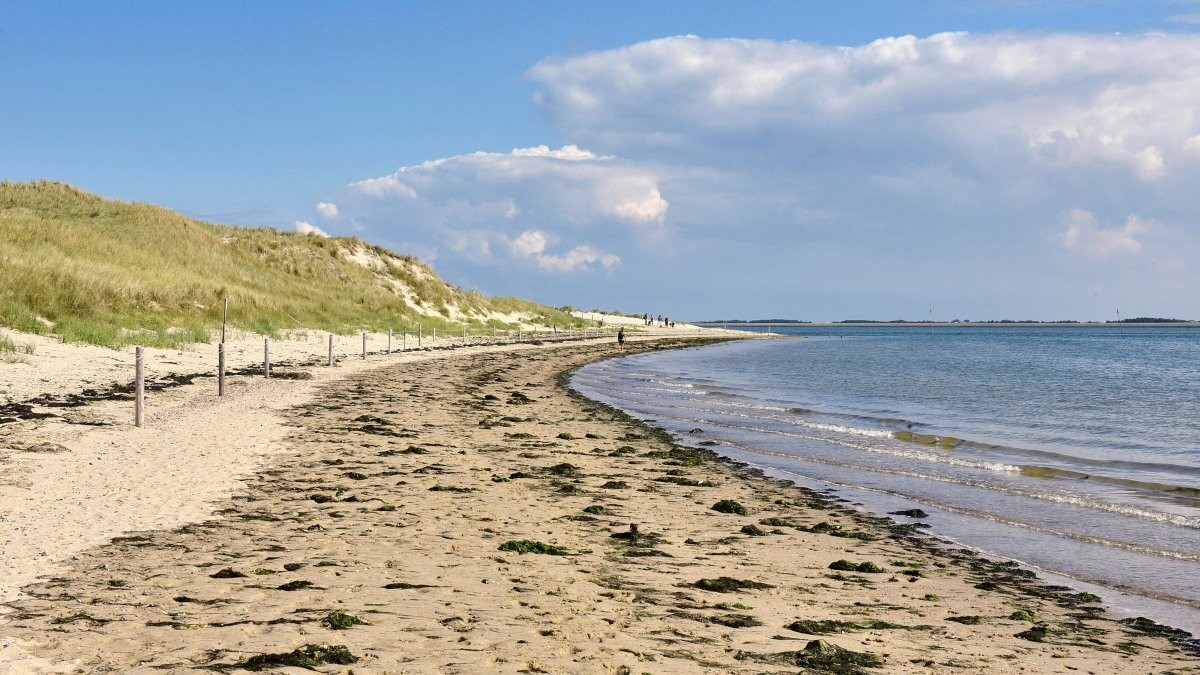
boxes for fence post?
[432,327,436,342]
[463,324,467,345]
[221,297,228,344]
[418,324,422,348]
[402,330,407,351]
[387,329,392,354]
[135,346,145,427]
[218,343,226,396]
[362,332,367,359]
[328,334,334,366]
[264,338,270,379]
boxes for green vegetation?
[237,644,357,670]
[0,180,591,347]
[498,539,569,555]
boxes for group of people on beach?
[643,313,675,328]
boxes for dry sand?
[0,333,1196,673]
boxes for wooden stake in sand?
[402,331,407,352]
[387,329,392,354]
[328,334,334,367]
[362,332,367,359]
[264,338,270,379]
[218,343,226,397]
[418,324,422,348]
[135,346,145,427]
[463,324,467,345]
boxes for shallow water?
[572,326,1200,632]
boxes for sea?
[571,325,1200,633]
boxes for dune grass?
[0,181,588,348]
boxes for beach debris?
[236,643,357,670]
[1009,610,1038,623]
[739,524,768,536]
[600,480,629,489]
[828,560,885,573]
[498,539,569,555]
[1015,624,1051,642]
[711,499,749,515]
[946,615,985,625]
[209,568,247,579]
[1118,617,1200,655]
[276,580,315,591]
[888,509,929,518]
[545,462,582,476]
[384,581,437,589]
[50,612,109,626]
[736,639,883,672]
[692,576,774,593]
[786,619,905,635]
[674,610,763,628]
[322,609,370,630]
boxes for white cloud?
[534,245,621,272]
[294,220,329,238]
[530,33,1200,182]
[316,201,339,219]
[511,229,547,257]
[1061,210,1154,257]
[335,145,663,275]
[315,32,1200,317]
[509,229,620,272]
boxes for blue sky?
[4,1,1200,321]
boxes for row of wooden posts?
[132,324,611,428]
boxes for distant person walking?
[617,328,626,350]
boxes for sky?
[4,1,1200,321]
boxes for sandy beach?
[1,333,1197,673]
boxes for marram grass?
[0,181,586,348]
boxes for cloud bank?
[335,145,663,276]
[327,32,1200,318]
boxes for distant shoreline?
[697,321,1200,328]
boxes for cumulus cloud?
[530,33,1200,181]
[317,32,1200,317]
[294,220,329,237]
[508,229,620,272]
[334,145,661,274]
[315,201,339,219]
[1061,210,1155,257]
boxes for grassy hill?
[0,181,587,347]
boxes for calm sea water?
[572,326,1200,632]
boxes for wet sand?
[1,336,1197,673]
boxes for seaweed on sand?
[711,499,748,515]
[736,639,883,674]
[236,644,357,670]
[498,540,569,555]
[322,609,370,629]
[786,619,905,635]
[692,577,774,593]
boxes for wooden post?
[463,324,467,345]
[362,332,367,359]
[432,327,437,342]
[218,343,226,396]
[264,338,270,379]
[328,334,334,366]
[402,330,407,351]
[387,329,392,354]
[221,297,228,344]
[418,324,422,348]
[135,346,145,427]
